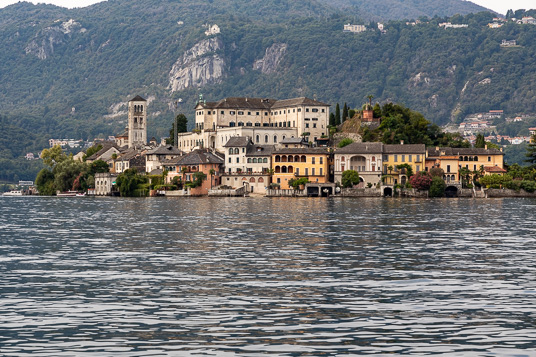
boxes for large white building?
[177,96,330,153]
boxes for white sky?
[0,0,534,14]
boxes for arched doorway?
[445,186,458,198]
[384,187,393,197]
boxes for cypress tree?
[342,103,349,123]
[526,134,536,165]
[475,134,486,148]
[329,113,335,126]
[335,103,341,126]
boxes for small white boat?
[76,192,86,197]
[56,191,78,197]
[2,190,23,196]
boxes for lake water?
[1,196,536,356]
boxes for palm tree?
[367,94,374,108]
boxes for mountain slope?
[1,0,532,151]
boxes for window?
[306,123,309,128]
[234,148,239,154]
[447,165,451,173]
[221,110,224,114]
[256,135,260,143]
[265,135,269,143]
[256,112,259,115]
[238,111,244,115]
[274,136,278,143]
[320,168,323,176]
[320,157,323,164]
[416,155,421,162]
[313,123,317,128]
[229,148,233,155]
[312,168,315,176]
[298,108,301,112]
[488,156,491,162]
[247,158,252,163]
[416,165,420,172]
[402,155,405,162]
[263,158,267,163]
[248,112,251,115]
[312,108,318,112]
[236,157,239,163]
[230,111,235,115]
[312,157,316,164]
[306,108,310,112]
[321,109,325,113]
[305,168,309,175]
[409,155,412,162]
[394,155,398,162]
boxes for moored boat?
[2,190,24,196]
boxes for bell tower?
[128,95,147,148]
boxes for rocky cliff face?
[25,19,86,60]
[253,43,288,74]
[169,37,226,92]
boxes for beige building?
[178,96,330,152]
[334,142,384,187]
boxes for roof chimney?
[485,144,488,150]
[400,140,404,145]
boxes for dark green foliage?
[429,176,446,197]
[288,177,309,189]
[396,163,413,177]
[84,144,103,161]
[89,160,110,175]
[341,169,360,188]
[335,104,341,126]
[475,134,486,148]
[329,113,336,126]
[35,168,55,195]
[116,168,148,197]
[338,138,354,148]
[342,103,349,123]
[526,135,536,165]
[363,103,470,147]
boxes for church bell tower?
[128,95,147,148]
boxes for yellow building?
[382,144,426,186]
[426,147,505,182]
[271,148,331,189]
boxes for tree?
[429,176,446,197]
[166,113,188,146]
[396,163,413,177]
[335,103,341,126]
[83,144,103,161]
[35,168,55,195]
[41,145,68,168]
[342,103,349,123]
[525,134,536,165]
[410,171,432,190]
[338,138,354,148]
[116,168,147,197]
[89,159,110,175]
[341,170,360,188]
[475,134,486,148]
[329,113,336,126]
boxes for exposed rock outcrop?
[253,43,288,74]
[25,19,86,60]
[169,37,225,92]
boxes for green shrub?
[429,176,446,197]
[338,138,354,148]
[521,180,536,193]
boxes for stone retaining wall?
[342,188,382,197]
[486,188,536,198]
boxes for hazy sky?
[0,0,534,15]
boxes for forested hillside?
[2,0,536,182]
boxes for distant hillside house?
[439,22,468,29]
[343,24,366,33]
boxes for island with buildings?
[60,93,522,200]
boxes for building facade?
[128,95,147,149]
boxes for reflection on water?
[1,197,536,356]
